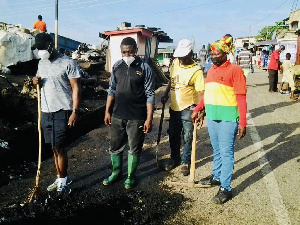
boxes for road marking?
[247,113,291,225]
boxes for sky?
[0,0,298,52]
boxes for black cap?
[31,33,53,50]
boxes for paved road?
[238,68,300,225]
[150,67,300,224]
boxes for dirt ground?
[0,84,198,225]
[2,68,299,225]
[0,65,108,170]
[1,61,192,225]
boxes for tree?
[256,21,288,42]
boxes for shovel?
[27,83,42,203]
[155,102,165,170]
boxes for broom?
[27,83,42,203]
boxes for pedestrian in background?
[199,45,208,70]
[103,37,154,189]
[224,34,235,64]
[237,42,252,77]
[161,39,204,176]
[282,61,299,101]
[251,48,255,73]
[191,35,247,204]
[267,45,285,92]
[32,33,81,194]
[227,51,235,64]
[279,53,292,95]
[33,15,47,33]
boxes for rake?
[27,83,42,203]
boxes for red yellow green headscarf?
[211,34,235,54]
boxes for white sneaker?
[47,175,72,192]
[57,184,71,195]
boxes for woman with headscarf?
[191,35,247,204]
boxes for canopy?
[254,39,277,46]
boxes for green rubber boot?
[103,154,123,186]
[124,154,140,189]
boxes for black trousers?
[268,69,278,92]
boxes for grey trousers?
[109,117,145,156]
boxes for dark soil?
[0,65,187,224]
[0,188,185,225]
[0,64,108,190]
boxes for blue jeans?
[207,119,238,191]
[109,117,145,156]
[169,108,194,165]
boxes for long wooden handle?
[188,123,197,185]
[157,102,165,145]
[35,84,42,186]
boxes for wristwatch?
[72,109,80,114]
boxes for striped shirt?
[238,49,252,69]
[204,61,247,124]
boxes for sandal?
[290,97,298,102]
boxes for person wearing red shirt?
[192,35,247,204]
[267,45,285,92]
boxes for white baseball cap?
[173,39,193,57]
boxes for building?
[101,22,173,73]
[234,36,257,49]
[156,46,175,67]
[279,8,300,38]
[276,9,300,64]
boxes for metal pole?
[55,0,58,50]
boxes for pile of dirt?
[0,68,108,177]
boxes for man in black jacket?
[103,37,155,189]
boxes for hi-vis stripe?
[204,82,237,106]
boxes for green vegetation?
[256,21,289,42]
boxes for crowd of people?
[31,15,297,205]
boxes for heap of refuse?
[0,22,41,68]
[0,23,110,171]
[72,43,107,73]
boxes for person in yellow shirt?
[161,39,205,176]
[33,15,47,33]
[283,64,300,101]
